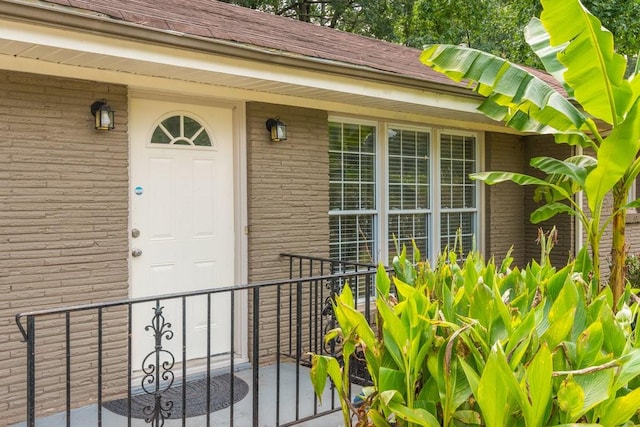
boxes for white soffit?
[0,16,513,132]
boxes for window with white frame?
[328,121,377,264]
[387,126,431,261]
[440,132,478,253]
[329,118,480,266]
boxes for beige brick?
[1,70,129,425]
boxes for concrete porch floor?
[10,362,359,427]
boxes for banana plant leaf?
[420,45,592,147]
[538,0,633,125]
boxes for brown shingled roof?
[41,0,565,94]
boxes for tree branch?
[552,359,619,377]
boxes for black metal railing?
[14,255,383,427]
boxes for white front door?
[130,97,235,369]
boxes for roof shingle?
[40,0,564,94]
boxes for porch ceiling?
[0,38,504,128]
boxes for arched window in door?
[150,114,212,147]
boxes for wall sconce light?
[90,99,115,130]
[265,117,287,142]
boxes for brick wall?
[0,71,129,425]
[523,135,574,267]
[484,131,526,267]
[245,102,329,362]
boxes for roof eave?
[0,0,481,100]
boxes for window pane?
[388,213,429,261]
[329,214,375,264]
[388,130,401,155]
[361,126,376,153]
[417,132,430,158]
[389,184,401,210]
[440,212,474,253]
[361,183,375,210]
[388,156,402,184]
[343,153,360,182]
[183,116,200,139]
[361,153,376,182]
[329,182,343,210]
[329,152,343,181]
[465,185,475,207]
[344,124,362,152]
[344,183,360,210]
[162,116,181,137]
[402,158,416,182]
[401,131,417,157]
[193,130,212,147]
[151,126,171,144]
[329,123,342,151]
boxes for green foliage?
[420,0,640,307]
[310,239,640,426]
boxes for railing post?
[252,287,259,427]
[26,315,35,427]
[295,279,302,421]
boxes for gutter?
[0,0,482,100]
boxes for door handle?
[132,248,143,257]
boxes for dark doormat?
[103,374,249,419]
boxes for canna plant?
[310,233,640,426]
[419,0,640,308]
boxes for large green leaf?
[420,45,590,144]
[310,354,343,403]
[333,286,377,349]
[379,367,405,393]
[539,0,633,125]
[471,171,571,201]
[530,202,576,223]
[524,17,572,96]
[574,369,615,418]
[530,156,590,187]
[599,387,640,426]
[539,279,578,349]
[525,344,553,427]
[575,321,604,368]
[376,263,391,298]
[386,400,441,427]
[377,298,408,369]
[584,98,640,213]
[477,345,525,427]
[613,349,640,391]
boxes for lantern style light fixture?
[90,99,115,130]
[265,117,287,142]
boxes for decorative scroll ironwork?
[141,302,175,426]
[322,276,344,356]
